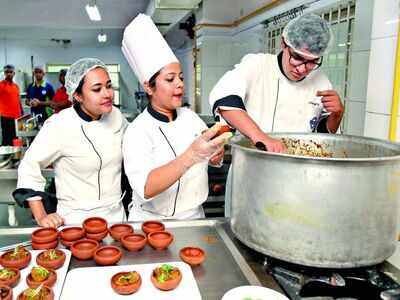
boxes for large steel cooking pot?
[230,133,400,268]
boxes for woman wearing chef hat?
[122,14,230,221]
[13,58,128,227]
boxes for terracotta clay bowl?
[36,249,66,270]
[0,249,31,269]
[0,267,20,287]
[151,267,182,291]
[0,284,12,300]
[94,246,122,266]
[31,228,58,244]
[179,247,206,266]
[60,238,83,248]
[70,239,99,260]
[83,217,108,234]
[31,239,58,250]
[147,231,173,251]
[26,268,57,288]
[120,233,147,252]
[86,228,108,241]
[60,227,85,241]
[141,220,165,235]
[111,271,142,295]
[109,224,133,241]
[17,286,54,300]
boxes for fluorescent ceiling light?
[98,33,107,43]
[85,3,101,21]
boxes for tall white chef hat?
[122,14,178,85]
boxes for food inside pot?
[153,264,180,283]
[281,138,333,157]
[115,271,140,286]
[0,268,17,280]
[5,246,29,260]
[40,250,61,261]
[21,286,50,300]
[31,267,50,282]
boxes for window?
[46,63,121,105]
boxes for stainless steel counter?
[0,219,281,299]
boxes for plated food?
[17,285,54,300]
[26,266,57,288]
[151,264,182,291]
[111,271,142,295]
[0,246,31,269]
[36,250,66,270]
[0,267,20,287]
[0,284,12,300]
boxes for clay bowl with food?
[70,239,99,260]
[60,227,85,241]
[83,217,108,234]
[17,286,54,300]
[26,266,57,288]
[31,228,58,244]
[0,284,12,300]
[0,267,20,287]
[94,246,122,266]
[31,239,58,250]
[111,271,142,295]
[148,231,173,251]
[0,246,31,269]
[151,264,182,291]
[120,233,147,252]
[179,247,206,266]
[141,220,165,235]
[85,228,108,241]
[36,249,66,270]
[109,224,133,241]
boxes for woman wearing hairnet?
[14,58,128,227]
[209,14,344,217]
[122,14,229,221]
[209,14,344,152]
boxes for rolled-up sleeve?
[122,124,155,201]
[209,53,262,119]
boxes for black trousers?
[1,116,16,146]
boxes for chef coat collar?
[147,103,177,123]
[73,102,101,122]
[277,52,306,83]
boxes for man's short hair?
[59,69,67,76]
[33,66,45,72]
[3,64,15,71]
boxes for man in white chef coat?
[209,13,344,153]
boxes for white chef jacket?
[209,52,339,217]
[209,52,335,133]
[123,105,208,221]
[17,104,128,225]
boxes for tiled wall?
[364,0,400,141]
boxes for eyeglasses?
[286,46,323,71]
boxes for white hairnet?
[282,14,332,57]
[65,58,107,97]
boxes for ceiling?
[0,0,150,46]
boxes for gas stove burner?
[263,256,400,300]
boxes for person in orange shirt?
[0,64,22,146]
[50,69,71,113]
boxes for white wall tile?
[364,112,390,140]
[371,0,399,39]
[201,66,231,114]
[348,51,370,101]
[365,37,397,115]
[351,0,374,52]
[344,101,366,136]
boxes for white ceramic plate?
[222,285,289,300]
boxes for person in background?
[0,64,22,146]
[209,14,344,153]
[14,58,128,227]
[208,14,344,217]
[50,69,71,113]
[26,66,55,124]
[122,14,228,221]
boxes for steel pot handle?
[255,141,267,151]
